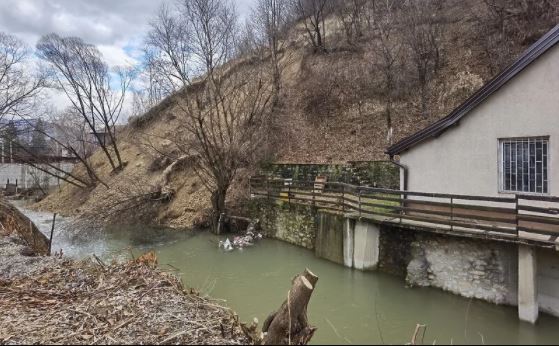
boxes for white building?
[386,25,559,324]
[386,25,559,198]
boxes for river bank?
[0,230,249,345]
[7,202,559,344]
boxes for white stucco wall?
[0,163,75,189]
[399,44,559,198]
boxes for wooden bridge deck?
[250,177,559,249]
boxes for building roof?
[386,24,559,157]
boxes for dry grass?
[0,251,248,345]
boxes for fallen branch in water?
[410,324,427,345]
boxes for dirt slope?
[35,0,558,228]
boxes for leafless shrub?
[333,0,368,44]
[474,0,559,74]
[252,0,292,104]
[401,0,445,117]
[367,0,404,144]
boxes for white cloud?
[98,44,138,68]
[0,0,257,117]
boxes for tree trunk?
[212,185,228,234]
[272,51,281,106]
[262,269,318,345]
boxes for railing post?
[515,194,519,236]
[341,184,345,213]
[358,188,362,219]
[312,180,316,209]
[288,181,291,205]
[450,197,454,232]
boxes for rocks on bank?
[0,234,248,345]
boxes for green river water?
[21,206,559,345]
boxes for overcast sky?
[0,0,256,117]
[0,0,256,67]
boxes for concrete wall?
[399,44,559,197]
[315,212,345,264]
[0,163,75,190]
[537,248,559,317]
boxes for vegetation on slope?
[36,0,559,228]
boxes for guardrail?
[249,176,559,242]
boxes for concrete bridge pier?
[343,218,380,271]
[518,245,539,323]
[343,218,354,268]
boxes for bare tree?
[179,0,238,75]
[131,57,172,117]
[145,3,193,93]
[402,0,445,117]
[292,0,331,52]
[253,0,290,104]
[175,68,272,232]
[140,0,271,231]
[368,0,402,144]
[475,0,559,74]
[0,32,44,121]
[36,34,133,173]
[334,0,367,43]
[236,19,260,57]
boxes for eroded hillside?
[35,0,559,228]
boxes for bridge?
[250,176,559,323]
[250,176,559,248]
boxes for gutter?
[389,155,408,192]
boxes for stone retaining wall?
[406,233,518,305]
[378,226,415,276]
[250,199,316,249]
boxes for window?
[500,137,549,194]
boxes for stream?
[16,202,559,345]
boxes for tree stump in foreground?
[262,268,318,345]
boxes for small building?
[386,25,559,198]
[386,25,559,324]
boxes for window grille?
[500,137,548,194]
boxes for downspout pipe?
[389,155,408,192]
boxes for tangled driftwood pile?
[0,252,249,345]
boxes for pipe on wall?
[389,155,408,192]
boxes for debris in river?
[0,235,249,345]
[220,238,234,251]
[219,230,263,251]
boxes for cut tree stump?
[262,268,318,345]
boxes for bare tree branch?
[36,34,132,173]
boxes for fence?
[249,176,559,243]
